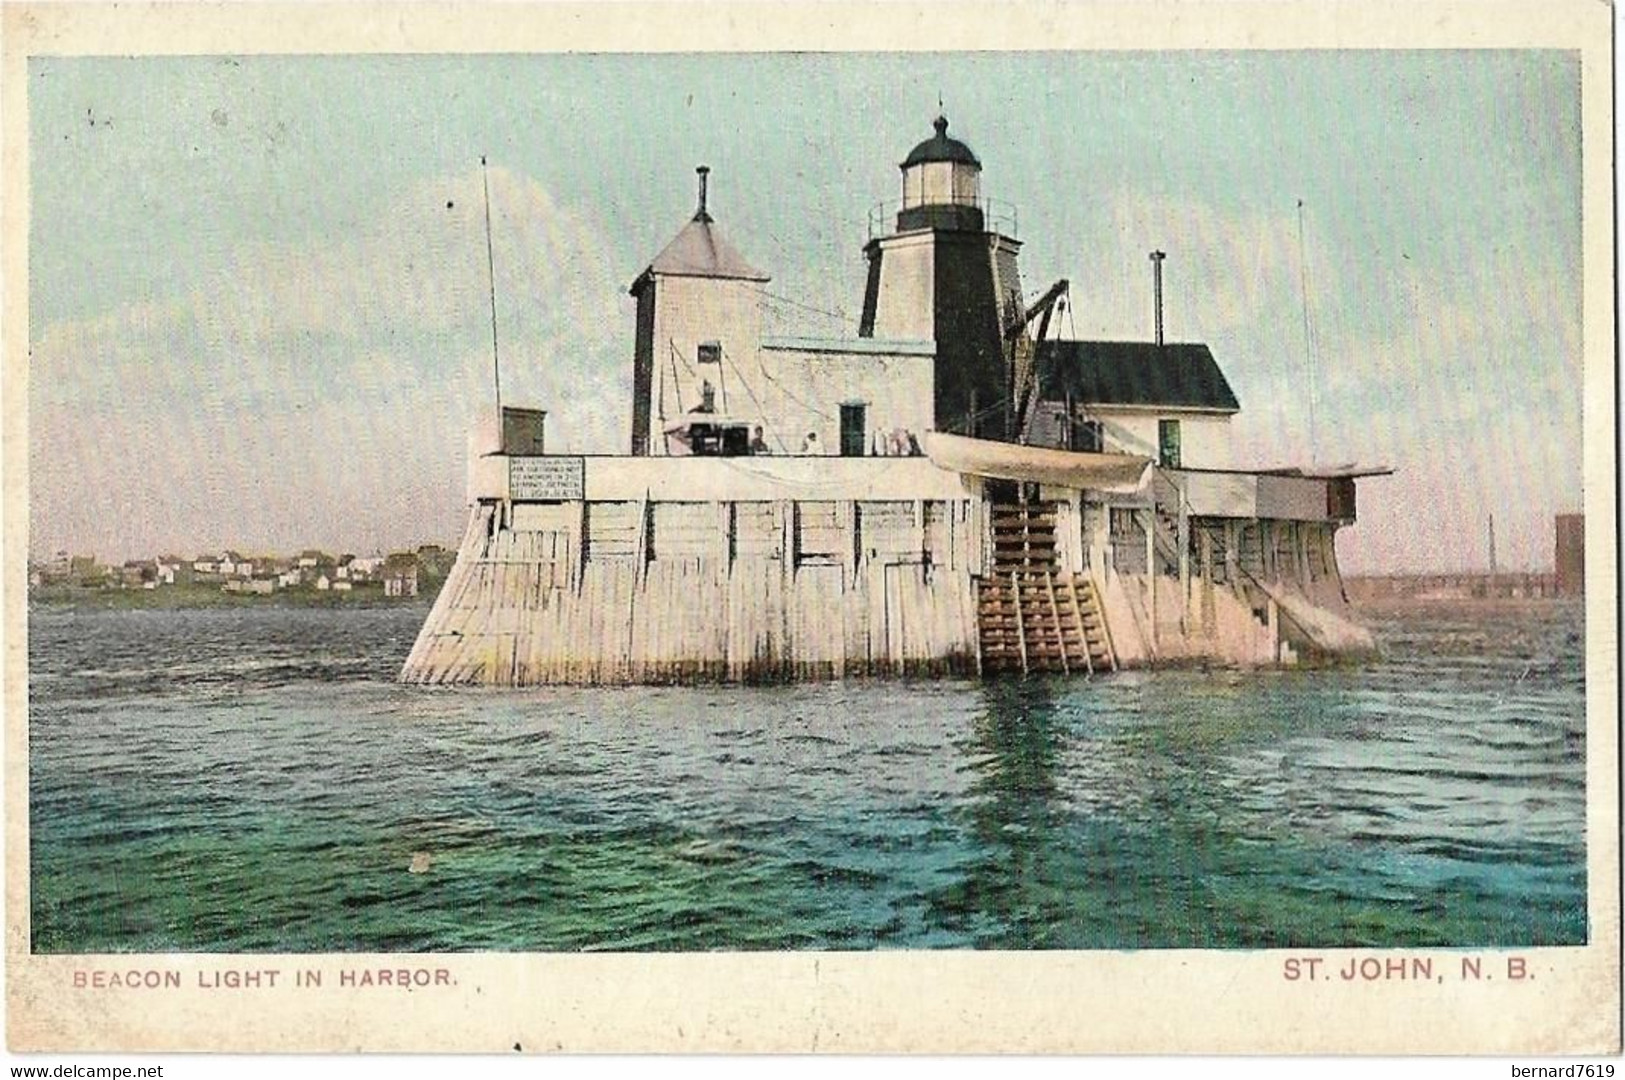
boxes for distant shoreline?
[27,582,441,612]
[31,583,1580,615]
[1352,593,1583,616]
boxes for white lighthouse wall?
[867,232,936,341]
[645,274,764,449]
[755,345,935,455]
[1089,409,1235,470]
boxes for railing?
[866,196,1019,241]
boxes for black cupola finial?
[902,116,981,169]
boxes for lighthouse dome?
[897,115,984,231]
[901,115,981,169]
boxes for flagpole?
[481,155,503,436]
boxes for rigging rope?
[722,345,791,453]
[670,338,699,381]
[749,285,854,327]
[755,350,836,424]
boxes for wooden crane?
[1004,278,1069,444]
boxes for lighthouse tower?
[858,116,1025,441]
[629,167,770,456]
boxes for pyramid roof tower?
[632,166,768,289]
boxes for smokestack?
[1488,513,1499,577]
[695,165,711,222]
[1150,250,1166,346]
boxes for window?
[839,402,868,458]
[697,341,721,365]
[1071,418,1103,453]
[1158,418,1182,468]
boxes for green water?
[28,601,1586,951]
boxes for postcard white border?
[2,0,1617,1054]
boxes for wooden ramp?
[975,500,1116,676]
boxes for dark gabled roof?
[902,115,981,170]
[1033,340,1241,413]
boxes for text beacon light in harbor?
[399,116,1392,687]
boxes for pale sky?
[27,51,1581,572]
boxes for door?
[1158,418,1182,468]
[839,402,868,458]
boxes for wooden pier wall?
[1098,509,1374,666]
[401,497,981,685]
[402,456,1379,685]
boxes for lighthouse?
[405,109,1390,688]
[858,116,1025,441]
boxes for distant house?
[298,549,333,570]
[332,580,353,593]
[33,552,74,586]
[120,560,156,588]
[415,544,453,578]
[383,554,419,598]
[347,555,385,581]
[156,555,193,586]
[315,574,332,591]
[218,551,253,577]
[277,568,304,589]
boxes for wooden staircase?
[977,500,1116,675]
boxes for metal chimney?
[1150,250,1167,346]
[695,165,711,222]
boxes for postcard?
[3,0,1618,1056]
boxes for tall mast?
[481,155,503,435]
[1296,199,1320,463]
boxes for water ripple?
[27,600,1587,952]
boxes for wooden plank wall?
[400,497,979,686]
[1102,515,1368,668]
[399,495,1375,684]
